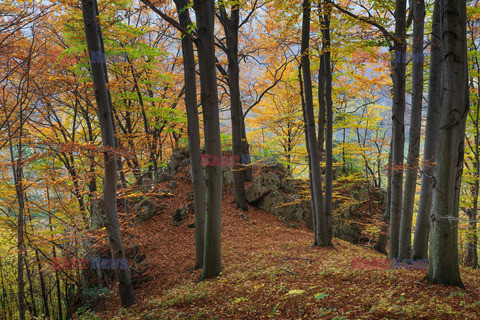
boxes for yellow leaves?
[286,289,305,296]
[253,283,265,291]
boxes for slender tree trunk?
[389,0,407,259]
[24,259,37,317]
[0,256,10,320]
[194,0,223,280]
[241,121,253,181]
[15,171,25,320]
[374,143,392,254]
[323,1,334,244]
[25,202,50,319]
[35,249,50,318]
[426,0,467,288]
[81,0,135,306]
[412,0,441,260]
[305,52,324,230]
[399,0,425,259]
[466,80,479,269]
[301,0,330,246]
[466,208,478,267]
[4,94,26,320]
[300,67,315,231]
[48,209,63,320]
[218,5,248,210]
[318,54,326,158]
[174,0,206,269]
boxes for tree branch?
[328,0,394,48]
[140,0,198,45]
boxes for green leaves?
[314,293,329,299]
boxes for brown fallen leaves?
[90,169,480,319]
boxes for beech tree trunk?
[399,0,425,259]
[465,76,479,269]
[322,1,334,244]
[174,0,206,270]
[317,53,326,158]
[241,122,253,181]
[218,4,248,210]
[374,145,392,254]
[412,0,441,260]
[81,0,135,306]
[426,0,467,288]
[12,141,25,320]
[299,67,315,231]
[389,0,407,259]
[465,9,480,269]
[301,0,330,246]
[3,64,27,320]
[194,0,223,280]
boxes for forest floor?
[84,168,480,319]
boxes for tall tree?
[465,0,480,267]
[81,0,135,306]
[173,0,206,270]
[374,141,392,254]
[412,0,442,260]
[194,0,223,280]
[389,0,407,259]
[301,0,330,246]
[426,0,468,288]
[217,2,248,210]
[399,0,425,259]
[322,0,334,245]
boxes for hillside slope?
[84,166,480,319]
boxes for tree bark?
[412,0,441,260]
[3,79,26,320]
[322,0,334,244]
[318,53,326,158]
[13,157,25,320]
[81,0,136,306]
[301,0,330,246]
[374,140,392,254]
[241,122,253,181]
[174,0,206,269]
[194,0,223,280]
[299,66,315,231]
[465,76,479,269]
[389,0,407,259]
[399,0,425,259]
[426,0,467,288]
[218,4,248,210]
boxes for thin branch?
[140,0,198,45]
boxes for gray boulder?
[262,163,290,182]
[246,172,281,203]
[222,167,234,185]
[260,191,304,221]
[280,178,296,194]
[168,151,184,172]
[154,168,173,183]
[333,221,362,244]
[172,202,194,226]
[134,199,159,223]
[332,201,364,243]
